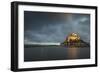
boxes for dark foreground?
[24,45,90,62]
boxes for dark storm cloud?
[24,11,90,43]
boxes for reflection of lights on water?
[67,46,79,59]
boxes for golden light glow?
[67,46,79,59]
[67,33,80,43]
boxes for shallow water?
[24,45,90,62]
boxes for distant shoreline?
[25,42,60,46]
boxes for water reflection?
[67,45,79,59]
[24,44,90,61]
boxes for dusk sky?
[24,11,90,43]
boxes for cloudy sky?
[24,11,90,43]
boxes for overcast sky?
[24,11,90,43]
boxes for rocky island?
[61,33,89,47]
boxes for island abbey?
[61,33,89,47]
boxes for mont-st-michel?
[61,33,89,47]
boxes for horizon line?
[25,42,61,45]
